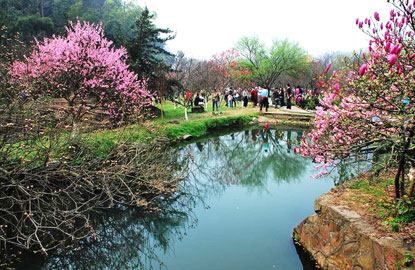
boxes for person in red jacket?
[185,90,193,107]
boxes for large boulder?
[146,105,163,117]
[191,106,204,113]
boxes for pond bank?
[165,112,313,144]
[293,185,415,270]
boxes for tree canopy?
[10,20,152,134]
[236,37,310,89]
[0,0,143,46]
[127,7,175,90]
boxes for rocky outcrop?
[191,106,204,113]
[294,191,415,270]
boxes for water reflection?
[183,128,307,191]
[16,128,322,270]
[16,187,199,270]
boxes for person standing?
[242,88,249,107]
[228,93,233,108]
[186,90,193,107]
[260,87,269,112]
[233,90,238,107]
[279,87,285,107]
[250,88,256,107]
[273,87,279,108]
[257,87,262,108]
[212,89,219,113]
[286,84,292,109]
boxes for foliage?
[0,0,143,47]
[10,20,152,135]
[207,48,252,90]
[127,7,174,90]
[165,51,209,103]
[236,36,310,89]
[14,15,55,42]
[301,0,415,198]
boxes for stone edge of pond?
[292,188,415,270]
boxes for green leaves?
[236,37,309,89]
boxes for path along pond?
[17,128,334,270]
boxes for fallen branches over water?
[0,137,189,266]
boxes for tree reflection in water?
[182,128,308,194]
[15,128,309,270]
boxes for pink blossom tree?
[207,48,252,90]
[10,20,152,136]
[301,0,415,198]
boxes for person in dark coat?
[279,87,285,107]
[273,88,279,108]
[286,83,292,109]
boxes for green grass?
[164,115,254,141]
[349,180,384,196]
[3,100,273,164]
[350,180,370,189]
[156,101,254,122]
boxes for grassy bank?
[8,101,314,164]
[335,173,415,240]
[85,112,256,159]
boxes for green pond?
[17,128,334,270]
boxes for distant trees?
[207,48,252,90]
[236,37,310,90]
[0,0,143,45]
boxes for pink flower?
[374,12,380,21]
[388,54,397,66]
[359,64,367,76]
[385,42,391,52]
[325,62,332,72]
[390,44,400,55]
[264,122,269,130]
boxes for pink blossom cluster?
[207,48,252,89]
[10,20,153,123]
[301,2,415,177]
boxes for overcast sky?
[135,0,392,60]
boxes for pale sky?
[135,0,392,60]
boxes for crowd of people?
[185,85,320,113]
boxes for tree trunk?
[160,98,164,121]
[395,130,414,199]
[72,121,78,138]
[408,167,415,197]
[400,155,405,196]
[184,107,188,120]
[39,0,44,17]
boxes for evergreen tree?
[127,7,175,89]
